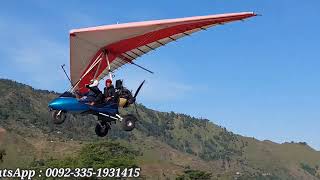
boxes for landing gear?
[95,122,110,137]
[51,110,66,124]
[95,113,137,136]
[121,115,137,131]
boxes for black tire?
[122,115,137,131]
[95,122,110,137]
[51,110,66,124]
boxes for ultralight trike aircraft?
[48,12,256,137]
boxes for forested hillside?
[0,79,319,179]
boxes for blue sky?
[1,1,320,150]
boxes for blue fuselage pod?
[48,97,89,113]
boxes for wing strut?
[117,54,154,74]
[103,49,113,81]
[131,62,154,74]
[70,51,103,92]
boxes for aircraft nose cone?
[48,99,60,109]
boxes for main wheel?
[51,110,66,124]
[122,115,137,131]
[95,122,110,137]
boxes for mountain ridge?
[0,78,319,179]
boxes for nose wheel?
[51,110,66,124]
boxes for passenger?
[104,79,115,103]
[78,79,103,105]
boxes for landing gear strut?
[95,113,137,136]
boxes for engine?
[115,80,135,108]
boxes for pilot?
[104,79,115,103]
[78,79,103,105]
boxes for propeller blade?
[134,102,141,119]
[134,80,145,99]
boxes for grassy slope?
[0,79,319,179]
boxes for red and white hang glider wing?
[70,12,256,91]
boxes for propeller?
[133,80,145,100]
[132,80,145,118]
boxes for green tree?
[176,169,212,180]
[300,163,317,176]
[0,149,6,163]
[33,141,140,169]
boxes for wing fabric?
[70,12,256,92]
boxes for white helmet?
[89,79,99,87]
